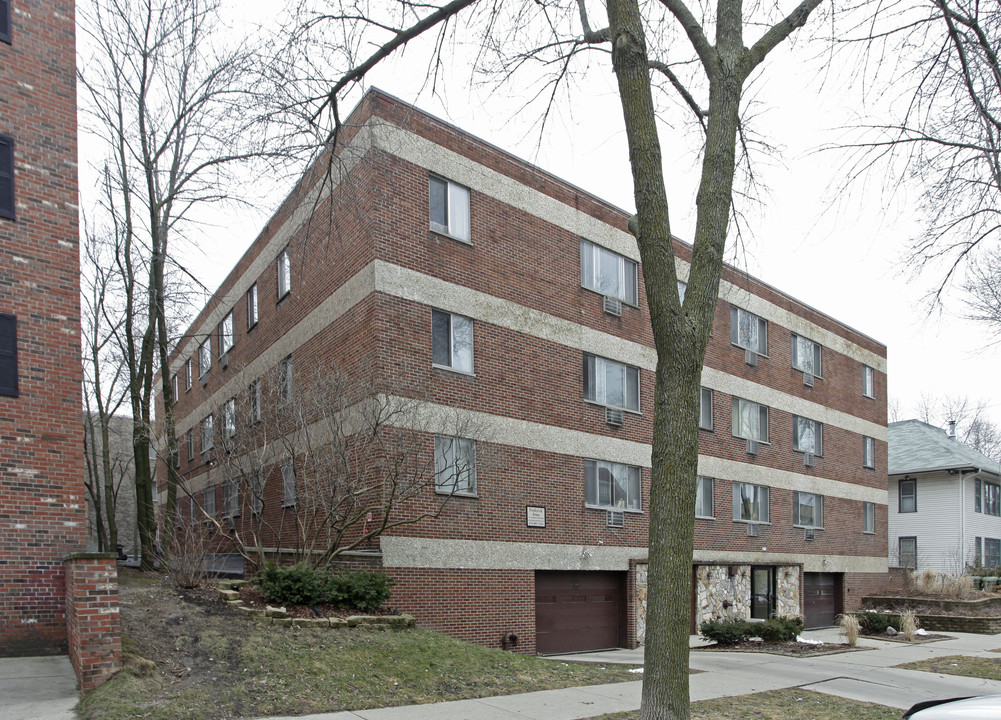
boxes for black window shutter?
[0,135,14,219]
[0,0,11,44]
[0,313,18,397]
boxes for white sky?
[98,1,1001,430]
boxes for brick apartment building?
[163,89,889,654]
[0,0,89,655]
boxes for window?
[281,460,296,507]
[278,356,292,405]
[899,478,916,513]
[978,479,1001,516]
[733,482,769,523]
[584,459,641,510]
[429,175,471,242]
[975,536,982,566]
[976,478,981,513]
[696,476,714,518]
[580,239,638,305]
[730,306,767,355]
[249,380,261,424]
[863,436,875,469]
[793,416,823,455]
[199,339,212,376]
[185,358,192,391]
[186,429,194,461]
[277,248,291,299]
[583,354,640,412]
[791,335,822,376]
[700,387,713,430]
[0,313,18,397]
[251,470,264,514]
[435,436,477,495]
[677,280,687,304]
[863,365,875,398]
[431,309,473,373]
[0,0,10,45]
[863,501,875,534]
[220,311,234,355]
[201,415,214,452]
[731,397,769,442]
[899,536,917,569]
[0,135,15,219]
[793,491,823,528]
[987,538,1001,568]
[223,477,240,518]
[202,487,215,521]
[171,373,178,401]
[247,284,258,328]
[223,398,236,438]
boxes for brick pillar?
[64,553,121,693]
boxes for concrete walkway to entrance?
[0,656,77,720]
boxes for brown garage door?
[803,572,840,629]
[535,571,623,654]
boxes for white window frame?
[202,487,215,522]
[429,175,471,243]
[975,536,983,566]
[792,416,823,455]
[281,460,296,507]
[793,491,824,528]
[223,398,236,438]
[983,480,1001,516]
[899,536,917,568]
[249,379,261,424]
[220,311,234,355]
[583,354,640,412]
[700,387,713,431]
[199,339,212,376]
[431,309,474,374]
[731,397,769,443]
[696,476,714,519]
[278,356,292,406]
[185,359,192,391]
[733,482,769,524]
[201,415,214,452]
[186,428,194,461]
[987,538,1001,568]
[584,459,642,511]
[863,436,875,469]
[729,306,768,355]
[791,334,822,377]
[171,373,178,401]
[899,478,917,513]
[277,248,291,300]
[863,501,875,534]
[580,239,639,305]
[247,283,258,328]
[435,436,477,496]
[863,365,875,398]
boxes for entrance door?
[751,566,775,620]
[804,573,840,628]
[535,571,623,654]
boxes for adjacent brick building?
[162,89,889,654]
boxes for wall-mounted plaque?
[526,506,546,528]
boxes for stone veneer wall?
[634,562,647,645]
[695,565,750,627]
[776,566,800,617]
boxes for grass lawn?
[79,572,642,720]
[587,688,902,720]
[895,654,1001,681]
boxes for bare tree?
[917,393,1001,460]
[267,0,829,715]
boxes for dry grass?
[895,655,1001,681]
[838,613,861,647]
[899,609,919,641]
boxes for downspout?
[959,470,967,571]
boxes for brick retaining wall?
[65,554,122,692]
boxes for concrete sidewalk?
[0,656,77,720]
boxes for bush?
[323,571,394,612]
[753,616,803,642]
[855,611,901,634]
[258,562,322,605]
[258,564,394,611]
[699,618,750,645]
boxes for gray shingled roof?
[888,419,1001,478]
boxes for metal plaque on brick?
[526,506,546,528]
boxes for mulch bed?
[236,584,397,620]
[692,640,868,657]
[861,632,954,643]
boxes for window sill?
[733,435,770,445]
[585,504,643,514]
[436,489,478,498]
[794,450,823,457]
[731,343,770,359]
[695,514,715,521]
[863,393,876,400]
[863,531,876,535]
[793,525,824,531]
[430,225,472,246]
[281,501,296,508]
[432,363,476,377]
[793,367,823,380]
[584,399,642,416]
[580,285,639,309]
[733,519,771,526]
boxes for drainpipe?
[959,470,966,572]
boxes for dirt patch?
[692,640,867,657]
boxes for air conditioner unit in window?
[603,295,623,317]
[746,523,760,537]
[803,372,814,388]
[745,348,758,366]
[805,528,816,541]
[606,510,625,528]
[746,438,759,456]
[804,452,815,468]
[605,407,625,427]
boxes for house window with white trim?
[863,436,875,469]
[277,248,291,300]
[863,365,875,398]
[432,309,473,373]
[899,478,916,513]
[696,476,714,518]
[583,354,640,412]
[899,536,917,568]
[975,536,982,566]
[220,311,234,355]
[791,334,822,376]
[986,538,1000,568]
[247,283,258,328]
[733,482,769,523]
[732,397,769,442]
[793,416,822,455]
[281,460,296,507]
[793,491,823,528]
[580,239,639,305]
[585,459,641,511]
[976,479,1001,516]
[435,436,477,496]
[730,306,767,355]
[429,175,470,242]
[700,387,713,430]
[863,501,875,534]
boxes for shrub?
[257,565,394,611]
[258,562,321,605]
[699,618,750,645]
[322,571,394,612]
[856,611,901,634]
[838,614,861,647]
[900,609,919,641]
[165,517,209,589]
[754,616,803,643]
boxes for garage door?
[535,571,623,654]
[803,572,839,629]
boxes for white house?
[889,420,1001,573]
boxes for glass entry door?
[751,566,775,620]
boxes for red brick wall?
[65,554,122,692]
[0,0,86,656]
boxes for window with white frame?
[429,175,471,242]
[171,374,178,401]
[583,354,640,412]
[696,476,714,518]
[733,482,769,523]
[281,460,296,507]
[220,311,234,355]
[899,536,917,568]
[793,416,823,455]
[987,538,1001,568]
[700,387,713,430]
[580,239,639,305]
[435,436,477,495]
[199,339,212,375]
[791,334,822,376]
[677,280,687,304]
[731,397,769,442]
[247,283,258,328]
[202,487,215,521]
[899,478,916,512]
[186,428,193,461]
[863,501,875,534]
[863,365,875,398]
[729,306,767,355]
[249,379,261,424]
[201,415,214,452]
[976,478,1001,516]
[793,491,823,528]
[223,477,240,518]
[431,309,473,373]
[277,248,291,299]
[278,356,292,406]
[585,459,641,511]
[223,398,236,438]
[185,358,192,391]
[975,536,983,566]
[863,436,875,468]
